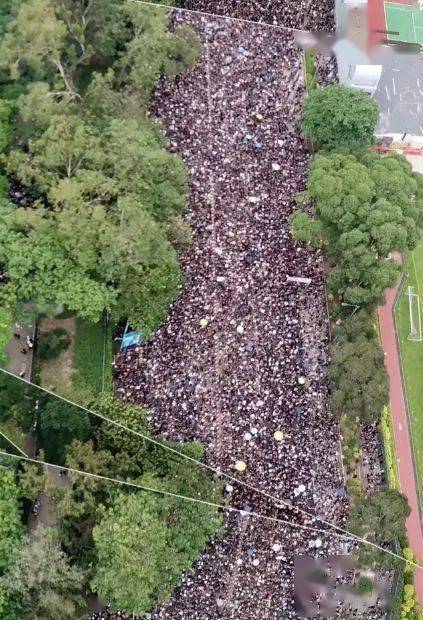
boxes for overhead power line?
[0,448,421,570]
[0,368,420,569]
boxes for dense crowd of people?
[179,0,336,33]
[361,424,385,493]
[109,9,388,618]
[90,3,390,619]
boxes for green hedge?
[380,406,401,491]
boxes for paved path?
[5,320,35,381]
[378,253,423,603]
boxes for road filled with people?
[110,9,373,619]
[179,0,335,32]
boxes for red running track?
[378,253,423,602]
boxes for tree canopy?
[39,399,91,464]
[292,152,423,306]
[348,490,410,569]
[301,84,379,148]
[0,466,23,575]
[332,310,376,345]
[0,306,11,365]
[92,467,222,614]
[0,526,86,619]
[0,0,199,334]
[330,335,389,424]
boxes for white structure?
[345,64,383,97]
[407,285,422,342]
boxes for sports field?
[395,244,423,504]
[385,2,423,45]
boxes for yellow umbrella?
[199,317,209,328]
[234,460,247,472]
[274,430,284,441]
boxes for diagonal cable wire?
[1,449,420,569]
[0,428,28,457]
[0,366,416,563]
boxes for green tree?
[17,460,45,502]
[0,99,13,155]
[0,1,19,40]
[348,490,410,569]
[0,466,23,574]
[97,395,150,475]
[97,395,204,479]
[301,84,379,148]
[356,576,373,595]
[39,399,91,464]
[291,152,423,306]
[117,4,200,108]
[0,0,199,335]
[0,213,116,323]
[92,470,222,614]
[332,310,376,345]
[330,336,388,424]
[0,526,86,619]
[44,439,115,552]
[0,0,75,95]
[0,372,39,432]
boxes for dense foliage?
[92,464,222,614]
[39,399,91,463]
[0,527,86,619]
[0,466,23,574]
[37,328,71,360]
[32,394,222,613]
[348,489,410,569]
[292,152,423,307]
[0,307,11,364]
[0,372,223,617]
[0,0,199,335]
[295,85,422,579]
[0,371,40,431]
[330,311,389,424]
[301,84,379,148]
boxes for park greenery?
[292,151,423,307]
[0,0,199,349]
[330,311,389,425]
[0,376,223,617]
[301,84,379,148]
[0,3,225,615]
[347,489,410,570]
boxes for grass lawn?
[395,245,423,504]
[34,314,112,403]
[73,316,112,397]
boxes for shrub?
[301,84,379,148]
[356,576,373,595]
[37,328,71,360]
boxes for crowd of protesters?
[180,0,335,32]
[87,2,392,619]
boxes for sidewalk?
[378,253,423,603]
[5,320,35,381]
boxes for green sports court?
[384,2,423,44]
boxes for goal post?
[406,285,422,342]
